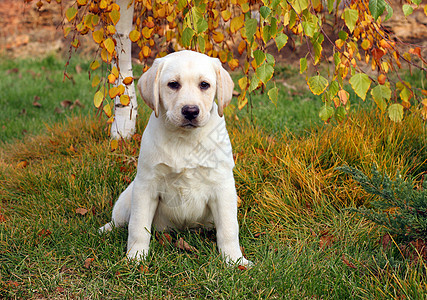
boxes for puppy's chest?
[157,167,214,202]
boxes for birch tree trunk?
[110,0,137,140]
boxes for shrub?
[338,164,427,242]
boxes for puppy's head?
[137,50,234,129]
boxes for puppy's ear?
[213,58,234,117]
[137,58,164,117]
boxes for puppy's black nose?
[181,105,200,121]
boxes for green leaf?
[384,2,393,21]
[411,0,421,5]
[268,87,279,105]
[371,84,391,112]
[197,36,206,52]
[307,75,329,95]
[253,50,266,66]
[369,0,386,21]
[65,6,78,22]
[338,30,348,41]
[256,63,274,84]
[334,106,347,122]
[343,8,358,33]
[182,27,195,47]
[311,32,324,65]
[327,0,334,13]
[275,32,288,51]
[293,0,308,14]
[245,18,258,43]
[402,4,413,17]
[349,73,371,100]
[319,105,334,122]
[329,81,339,97]
[302,21,317,38]
[248,75,260,93]
[300,57,307,74]
[260,6,271,19]
[388,103,403,122]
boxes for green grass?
[1,56,427,299]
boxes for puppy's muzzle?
[181,105,200,121]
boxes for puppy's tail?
[99,181,134,233]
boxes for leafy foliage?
[338,164,427,242]
[31,0,427,124]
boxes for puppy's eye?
[199,81,210,90]
[168,81,181,90]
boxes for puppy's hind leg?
[99,181,134,233]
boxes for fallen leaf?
[341,254,356,269]
[17,161,28,169]
[140,265,149,273]
[84,257,94,268]
[238,265,247,270]
[0,214,5,223]
[38,229,52,237]
[61,100,73,108]
[380,233,392,249]
[33,101,42,108]
[7,280,19,287]
[75,64,82,74]
[156,232,172,246]
[175,237,198,253]
[254,232,266,238]
[76,207,88,215]
[237,196,242,207]
[319,232,334,249]
[56,287,65,293]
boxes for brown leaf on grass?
[140,265,149,273]
[75,64,82,74]
[319,232,334,249]
[380,233,392,249]
[38,229,52,237]
[61,100,73,108]
[238,265,247,270]
[17,161,28,169]
[84,257,94,268]
[7,280,19,287]
[175,237,199,253]
[6,68,19,74]
[32,101,42,108]
[237,196,242,207]
[75,207,88,215]
[0,213,5,223]
[55,287,65,293]
[341,255,356,269]
[156,232,172,246]
[254,232,266,238]
[402,239,427,263]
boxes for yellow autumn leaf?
[109,9,120,26]
[141,27,154,39]
[94,90,104,108]
[109,87,120,99]
[129,29,141,42]
[212,31,224,43]
[92,29,104,44]
[103,38,115,55]
[117,84,125,96]
[230,15,244,33]
[123,77,133,85]
[110,139,119,151]
[103,102,112,117]
[120,94,130,106]
[108,74,116,84]
[221,10,231,22]
[111,66,119,78]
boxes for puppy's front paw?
[126,246,149,261]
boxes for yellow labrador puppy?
[100,50,251,266]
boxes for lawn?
[1,55,426,299]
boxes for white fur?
[99,50,251,266]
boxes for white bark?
[110,0,137,140]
